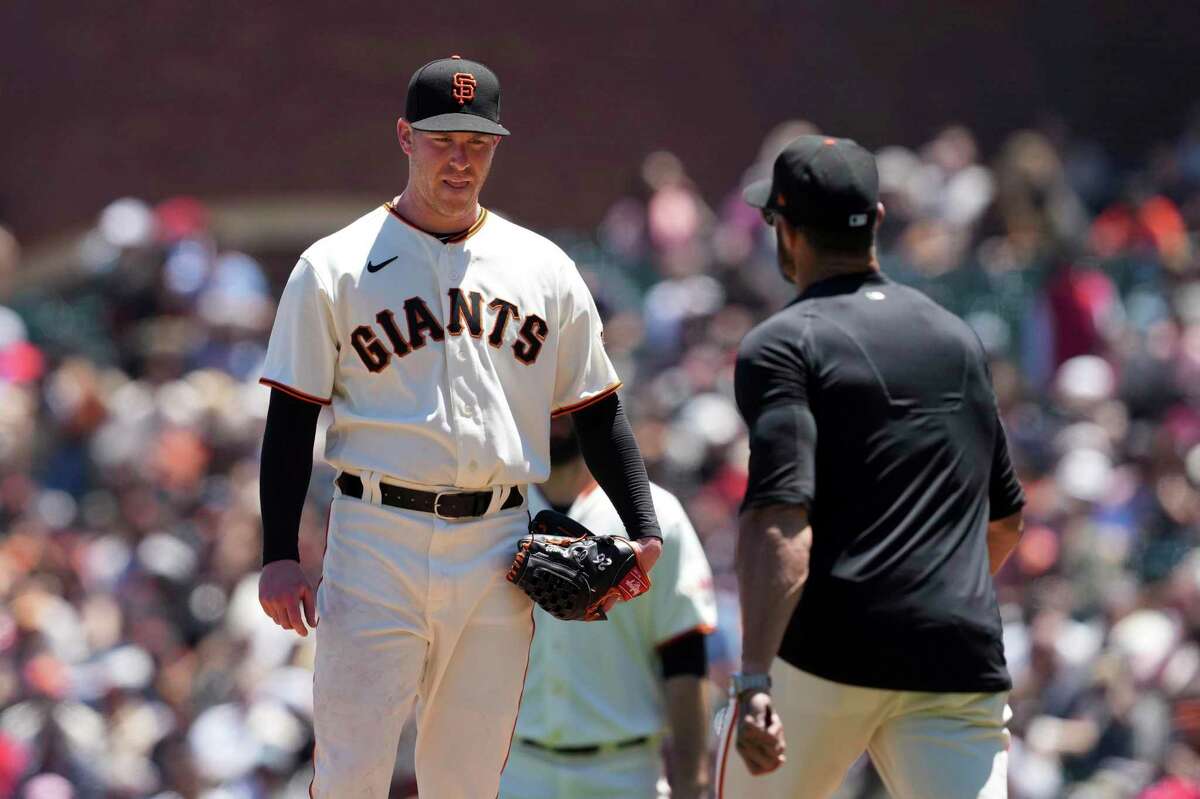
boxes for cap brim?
[742,178,772,209]
[411,113,510,136]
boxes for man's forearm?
[571,393,661,539]
[737,505,811,673]
[987,511,1024,575]
[664,675,710,799]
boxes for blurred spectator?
[1,114,1199,796]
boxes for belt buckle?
[432,491,455,520]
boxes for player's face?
[773,218,817,286]
[401,124,500,221]
[770,216,798,284]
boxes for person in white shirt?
[255,56,663,798]
[500,416,719,799]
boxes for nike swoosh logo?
[367,256,398,273]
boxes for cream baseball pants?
[499,737,668,799]
[311,491,534,798]
[716,659,1009,799]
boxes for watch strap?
[731,672,772,696]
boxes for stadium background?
[2,4,1199,797]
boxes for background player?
[499,416,718,799]
[718,135,1026,798]
[256,55,662,798]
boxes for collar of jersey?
[794,269,886,303]
[384,202,489,244]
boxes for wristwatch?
[730,672,772,697]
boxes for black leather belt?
[336,473,522,519]
[518,735,650,756]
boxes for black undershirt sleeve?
[260,388,322,565]
[734,324,817,511]
[741,403,817,511]
[989,416,1026,520]
[571,393,662,540]
[659,630,708,679]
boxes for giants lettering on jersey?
[350,288,548,373]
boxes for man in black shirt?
[716,135,1026,799]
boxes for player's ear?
[874,201,886,231]
[779,219,801,252]
[397,119,414,155]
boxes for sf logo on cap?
[452,72,476,105]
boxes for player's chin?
[436,183,479,209]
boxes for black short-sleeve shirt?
[734,271,1025,692]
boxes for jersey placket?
[437,245,487,487]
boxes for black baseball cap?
[405,55,510,136]
[744,135,878,231]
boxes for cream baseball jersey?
[259,203,621,488]
[513,482,718,746]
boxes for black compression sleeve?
[260,388,322,565]
[660,630,708,679]
[571,393,662,540]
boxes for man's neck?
[539,457,594,509]
[391,191,479,235]
[793,253,879,295]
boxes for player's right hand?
[735,691,786,776]
[259,560,318,637]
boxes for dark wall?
[2,0,1195,244]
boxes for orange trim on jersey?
[316,500,332,591]
[655,623,717,650]
[447,207,488,243]
[715,701,738,799]
[308,500,333,799]
[550,381,623,418]
[259,378,332,406]
[384,202,488,243]
[308,742,317,799]
[498,605,537,788]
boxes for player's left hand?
[598,536,663,614]
[735,690,786,775]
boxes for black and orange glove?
[506,509,651,621]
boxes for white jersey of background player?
[500,417,718,799]
[256,56,662,798]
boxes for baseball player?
[255,56,663,798]
[499,416,718,799]
[717,135,1026,798]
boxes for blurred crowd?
[1,114,1199,798]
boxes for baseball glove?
[506,509,651,621]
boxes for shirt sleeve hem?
[988,497,1026,521]
[655,623,716,650]
[259,378,333,406]
[739,492,812,512]
[550,380,622,417]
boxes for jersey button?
[461,404,474,418]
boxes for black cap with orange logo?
[405,55,510,136]
[744,135,878,231]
